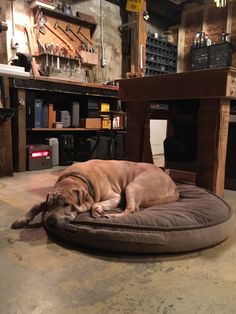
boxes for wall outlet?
[101,57,107,67]
[11,37,19,49]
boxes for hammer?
[66,24,86,45]
[54,21,74,41]
[77,26,93,46]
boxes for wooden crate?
[80,50,98,66]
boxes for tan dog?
[11,160,179,229]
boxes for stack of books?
[27,99,56,128]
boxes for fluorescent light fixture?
[214,0,232,8]
[0,64,30,79]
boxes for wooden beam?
[177,13,185,73]
[226,0,233,34]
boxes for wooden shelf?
[99,111,127,116]
[0,64,30,79]
[36,50,98,66]
[27,128,100,131]
[27,128,126,131]
[30,2,97,36]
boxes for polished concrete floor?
[1,162,236,314]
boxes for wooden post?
[0,0,13,176]
[196,98,230,196]
[125,100,153,163]
[11,88,26,172]
[130,0,147,76]
[0,77,13,176]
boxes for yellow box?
[101,116,111,129]
[101,103,110,112]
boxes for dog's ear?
[74,189,89,205]
[46,191,61,208]
[73,189,93,213]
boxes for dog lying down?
[11,159,179,229]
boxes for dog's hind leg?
[11,201,47,229]
[104,182,139,218]
[105,169,178,218]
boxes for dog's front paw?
[91,205,105,218]
[11,217,31,229]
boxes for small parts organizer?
[146,32,177,76]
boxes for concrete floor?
[1,163,236,314]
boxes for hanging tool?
[55,44,61,73]
[38,40,49,76]
[65,24,86,45]
[38,14,47,35]
[44,20,75,53]
[37,38,46,54]
[45,43,54,74]
[45,52,50,76]
[61,47,68,58]
[54,21,74,41]
[65,56,71,73]
[85,69,92,83]
[50,44,55,74]
[77,26,93,46]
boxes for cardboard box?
[80,118,101,129]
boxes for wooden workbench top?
[11,75,119,98]
[119,67,236,101]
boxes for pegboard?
[30,4,98,79]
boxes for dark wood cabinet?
[10,76,121,172]
[0,77,13,177]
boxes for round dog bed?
[43,183,235,253]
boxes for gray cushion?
[44,183,235,253]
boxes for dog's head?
[44,176,94,228]
[46,187,94,212]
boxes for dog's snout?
[45,213,62,229]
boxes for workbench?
[119,67,236,197]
